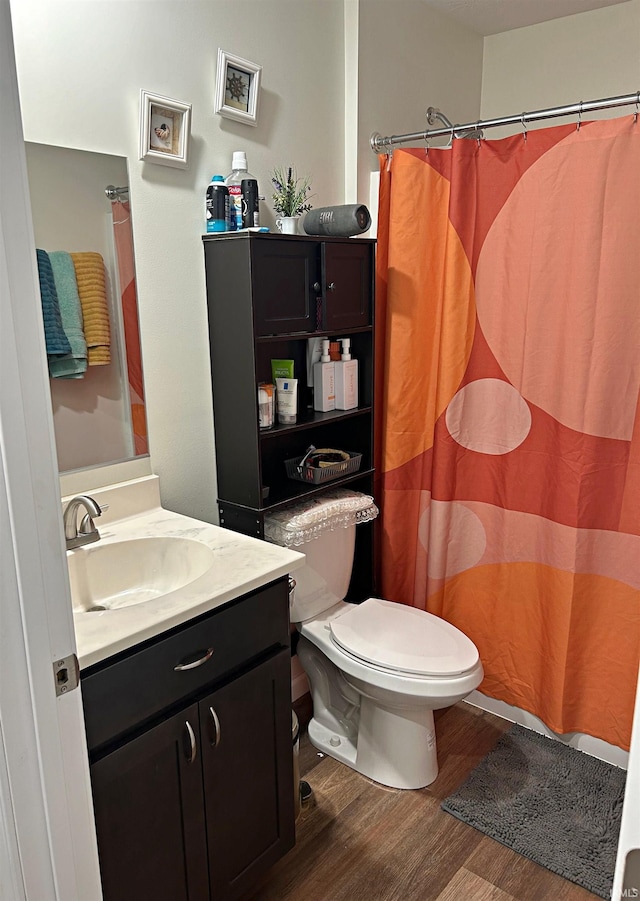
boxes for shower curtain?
[376,116,640,750]
[110,200,148,456]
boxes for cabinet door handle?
[183,720,197,764]
[313,281,321,292]
[208,706,221,749]
[173,648,214,672]
[327,282,336,291]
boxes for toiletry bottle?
[334,338,358,410]
[205,175,229,233]
[241,178,260,228]
[225,152,257,231]
[313,338,335,412]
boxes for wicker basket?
[285,451,362,485]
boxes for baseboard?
[465,690,629,770]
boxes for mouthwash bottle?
[225,151,257,230]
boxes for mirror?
[25,142,148,474]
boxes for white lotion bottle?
[334,338,358,410]
[313,338,335,412]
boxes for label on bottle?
[228,185,242,230]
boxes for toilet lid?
[330,598,479,676]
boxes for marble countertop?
[68,476,304,669]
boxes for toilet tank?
[290,524,356,622]
[263,489,379,623]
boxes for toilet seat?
[329,597,479,677]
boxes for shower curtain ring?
[424,131,431,156]
[476,122,482,147]
[577,100,583,131]
[634,91,639,124]
[385,138,393,171]
[521,113,528,143]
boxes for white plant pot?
[275,216,299,235]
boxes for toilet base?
[307,698,439,790]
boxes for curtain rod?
[370,91,640,152]
[105,184,129,201]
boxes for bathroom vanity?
[70,476,304,901]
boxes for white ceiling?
[423,0,631,36]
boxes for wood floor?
[247,701,599,901]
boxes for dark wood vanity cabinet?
[82,579,294,901]
[202,232,376,602]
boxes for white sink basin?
[68,537,216,613]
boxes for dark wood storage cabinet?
[82,579,294,901]
[202,232,376,602]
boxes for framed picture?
[214,49,261,126]
[139,90,192,168]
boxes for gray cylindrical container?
[302,204,371,237]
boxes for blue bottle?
[206,176,229,233]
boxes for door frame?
[0,4,103,898]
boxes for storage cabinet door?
[90,704,209,901]
[252,239,317,335]
[323,241,372,330]
[201,649,295,900]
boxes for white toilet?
[265,490,484,790]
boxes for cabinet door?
[323,241,372,330]
[90,704,209,901]
[200,649,295,900]
[252,239,317,335]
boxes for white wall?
[481,0,640,128]
[11,0,346,523]
[357,0,484,205]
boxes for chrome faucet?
[63,495,104,550]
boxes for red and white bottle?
[225,151,257,231]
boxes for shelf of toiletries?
[255,331,373,423]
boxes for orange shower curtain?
[376,116,640,750]
[110,200,148,456]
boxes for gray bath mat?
[441,724,626,898]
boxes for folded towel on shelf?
[36,249,72,361]
[70,251,111,365]
[48,250,88,378]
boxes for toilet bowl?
[265,490,484,790]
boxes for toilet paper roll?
[302,204,371,237]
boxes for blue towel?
[48,251,88,378]
[36,249,71,360]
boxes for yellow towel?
[70,252,111,365]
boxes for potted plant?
[271,166,314,233]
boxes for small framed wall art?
[214,49,262,126]
[139,90,192,168]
